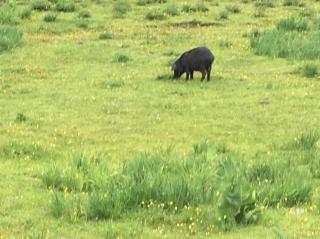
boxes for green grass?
[1,0,320,238]
[0,25,23,52]
[0,2,16,25]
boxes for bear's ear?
[171,63,176,71]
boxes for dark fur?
[172,47,215,81]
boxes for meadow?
[1,0,320,238]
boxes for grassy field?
[1,0,320,238]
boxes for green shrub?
[78,10,91,18]
[0,25,23,52]
[0,2,16,25]
[145,10,166,20]
[302,64,318,78]
[43,12,57,22]
[31,0,51,11]
[55,0,76,12]
[20,7,32,19]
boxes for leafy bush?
[43,12,57,22]
[0,2,16,25]
[0,25,23,52]
[31,0,51,11]
[55,0,76,12]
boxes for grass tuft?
[31,0,51,11]
[43,12,57,22]
[302,64,318,78]
[55,0,76,12]
[0,25,23,52]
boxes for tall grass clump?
[293,131,320,150]
[283,0,305,7]
[276,16,309,32]
[113,0,131,18]
[0,2,16,25]
[55,0,76,12]
[302,64,318,78]
[181,4,197,13]
[31,0,52,11]
[20,7,32,19]
[254,0,275,8]
[250,26,320,59]
[146,10,166,20]
[41,154,107,192]
[0,25,23,52]
[249,156,313,207]
[43,12,57,22]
